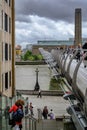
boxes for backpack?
[9,111,15,125]
[12,108,24,122]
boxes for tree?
[22,50,43,61]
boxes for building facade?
[32,38,87,55]
[0,0,15,97]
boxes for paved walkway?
[23,95,70,119]
[16,65,70,120]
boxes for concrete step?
[37,119,63,130]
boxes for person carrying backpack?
[9,99,24,130]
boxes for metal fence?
[24,115,37,130]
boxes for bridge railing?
[52,49,87,106]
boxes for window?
[5,72,8,89]
[9,71,11,87]
[2,10,3,29]
[9,17,11,33]
[2,42,3,61]
[5,43,8,60]
[0,11,1,29]
[9,0,11,6]
[5,0,8,2]
[4,13,8,32]
[2,74,4,92]
[5,0,11,6]
[9,44,11,60]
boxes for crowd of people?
[61,42,87,68]
[74,43,87,67]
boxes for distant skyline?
[15,0,87,48]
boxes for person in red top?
[9,99,24,130]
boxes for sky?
[15,0,87,48]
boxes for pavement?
[23,95,70,119]
[16,65,70,119]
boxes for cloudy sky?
[15,0,87,48]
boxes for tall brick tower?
[75,8,82,46]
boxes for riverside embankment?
[15,64,70,118]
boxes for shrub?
[49,78,63,90]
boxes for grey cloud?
[15,0,87,47]
[15,14,32,23]
[15,0,87,23]
[15,16,74,45]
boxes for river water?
[15,65,51,90]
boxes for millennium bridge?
[39,47,87,130]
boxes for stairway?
[37,119,63,130]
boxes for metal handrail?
[24,114,37,130]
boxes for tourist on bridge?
[82,42,87,68]
[76,44,82,62]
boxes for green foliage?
[33,55,38,60]
[26,50,32,56]
[22,50,43,61]
[49,78,63,90]
[28,56,35,61]
[37,54,43,60]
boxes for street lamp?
[34,68,40,91]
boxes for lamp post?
[34,68,40,91]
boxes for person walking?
[37,89,42,98]
[29,102,34,116]
[42,106,48,119]
[9,99,24,130]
